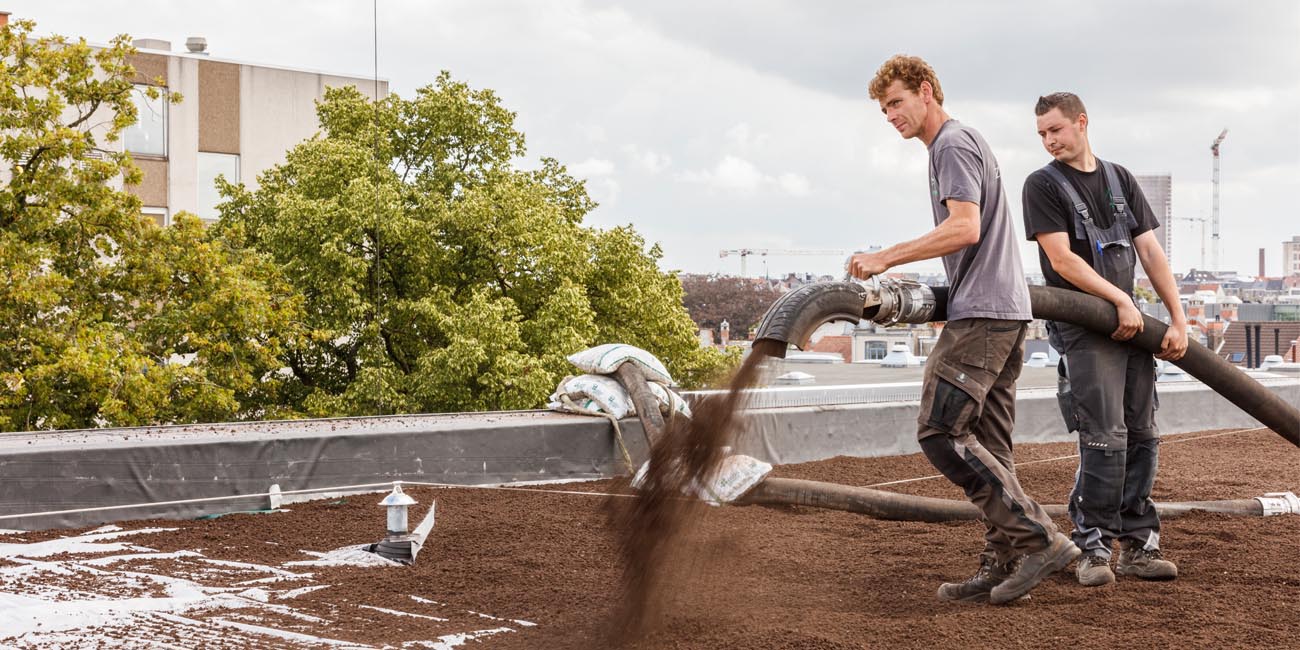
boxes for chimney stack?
[1259,248,1266,279]
[1,12,12,27]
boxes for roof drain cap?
[1256,492,1300,516]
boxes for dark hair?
[1035,92,1087,120]
[869,55,944,105]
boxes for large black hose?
[744,281,1296,522]
[753,281,872,350]
[740,477,1272,520]
[752,282,1299,447]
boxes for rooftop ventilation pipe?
[364,482,436,565]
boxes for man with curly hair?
[849,55,1078,605]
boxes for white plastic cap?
[379,482,417,507]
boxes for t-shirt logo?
[930,175,939,198]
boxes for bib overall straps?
[1040,160,1145,440]
[1040,160,1139,288]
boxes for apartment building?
[1134,173,1172,268]
[1284,235,1300,276]
[122,37,387,226]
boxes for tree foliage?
[0,19,298,430]
[680,274,785,338]
[0,18,728,430]
[217,73,731,415]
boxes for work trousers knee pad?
[1124,437,1161,507]
[920,436,983,499]
[1070,446,1127,536]
[1075,446,1127,503]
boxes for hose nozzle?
[854,278,938,326]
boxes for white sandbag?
[648,381,693,419]
[548,374,692,421]
[630,453,773,506]
[547,374,634,419]
[696,454,773,506]
[567,343,674,385]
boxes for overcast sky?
[11,0,1299,278]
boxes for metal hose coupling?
[1256,491,1300,516]
[856,278,939,326]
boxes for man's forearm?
[1053,253,1132,307]
[879,216,978,268]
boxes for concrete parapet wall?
[0,412,648,530]
[0,380,1294,530]
[730,379,1298,465]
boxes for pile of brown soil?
[3,427,1297,649]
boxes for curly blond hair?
[868,55,944,105]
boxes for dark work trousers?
[1049,320,1161,559]
[917,319,1058,565]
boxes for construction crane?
[719,248,847,277]
[1171,213,1208,270]
[1210,128,1228,272]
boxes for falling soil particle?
[605,339,787,643]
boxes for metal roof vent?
[132,38,172,51]
[185,36,208,55]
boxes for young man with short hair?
[1023,92,1187,586]
[851,55,1079,605]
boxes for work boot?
[989,532,1081,605]
[936,556,1008,603]
[1116,543,1178,580]
[1075,552,1115,587]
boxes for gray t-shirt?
[927,119,1032,321]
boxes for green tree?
[217,73,730,415]
[0,19,299,430]
[680,274,785,337]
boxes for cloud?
[776,172,810,196]
[568,157,616,177]
[725,122,769,149]
[577,123,608,143]
[678,155,810,197]
[566,157,619,206]
[622,145,671,174]
[589,178,621,207]
[702,155,761,191]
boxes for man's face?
[878,79,930,140]
[1036,107,1087,162]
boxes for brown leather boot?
[1116,543,1177,580]
[989,532,1081,605]
[937,556,1009,603]
[1076,552,1116,586]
